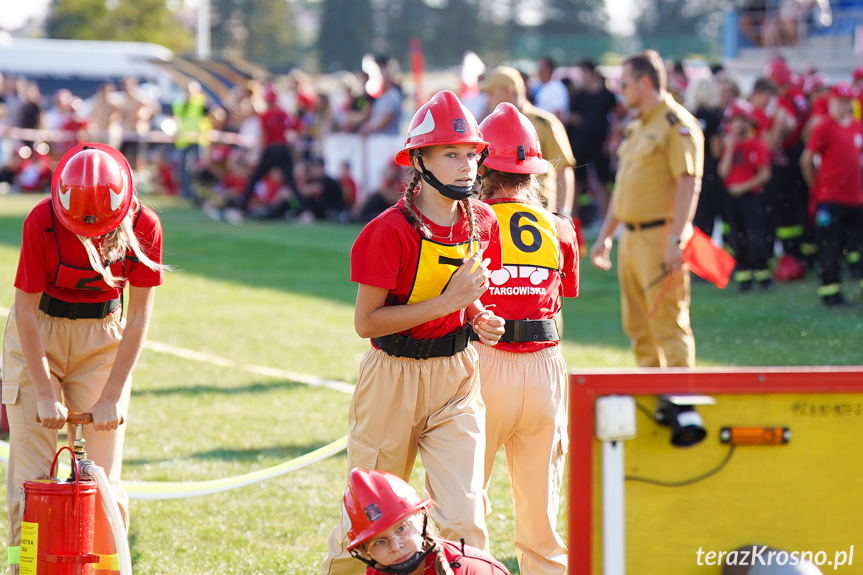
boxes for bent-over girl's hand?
[37,399,68,430]
[89,399,124,432]
[442,252,491,311]
[473,310,505,346]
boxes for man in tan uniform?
[480,66,576,216]
[589,50,703,367]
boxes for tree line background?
[41,0,731,74]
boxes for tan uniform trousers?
[2,305,130,574]
[618,227,696,367]
[476,343,568,575]
[321,345,488,575]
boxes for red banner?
[683,227,736,288]
[410,37,425,108]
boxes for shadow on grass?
[190,444,334,464]
[123,442,341,467]
[131,380,305,397]
[128,531,141,570]
[564,256,863,366]
[155,203,361,307]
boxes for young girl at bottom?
[342,467,511,575]
[321,90,505,575]
[3,143,167,574]
[475,103,580,575]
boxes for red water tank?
[21,447,99,574]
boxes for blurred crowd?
[0,55,414,226]
[2,50,863,303]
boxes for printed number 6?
[510,211,541,253]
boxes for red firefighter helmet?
[724,97,756,123]
[750,107,771,135]
[803,73,829,96]
[765,58,792,88]
[395,90,488,167]
[831,82,854,100]
[342,467,432,551]
[51,143,133,237]
[479,102,550,175]
[263,83,279,104]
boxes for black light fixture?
[655,395,715,448]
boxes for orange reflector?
[719,426,790,445]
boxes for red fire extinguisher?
[20,414,100,575]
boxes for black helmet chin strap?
[349,513,434,575]
[415,148,488,201]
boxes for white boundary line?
[0,306,355,395]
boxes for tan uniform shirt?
[613,95,703,223]
[522,102,576,212]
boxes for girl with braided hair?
[321,90,505,575]
[342,467,511,575]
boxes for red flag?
[410,37,425,108]
[683,227,736,288]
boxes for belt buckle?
[453,329,466,352]
[513,320,524,342]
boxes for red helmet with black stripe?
[51,143,133,237]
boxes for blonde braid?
[462,198,478,255]
[77,203,172,288]
[403,168,431,239]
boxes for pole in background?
[197,0,211,60]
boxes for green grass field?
[1,193,861,574]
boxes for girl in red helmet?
[342,467,511,575]
[2,143,168,574]
[718,98,773,292]
[321,90,505,575]
[474,103,580,575]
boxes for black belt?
[39,293,121,320]
[624,219,668,231]
[471,319,559,343]
[372,326,471,360]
